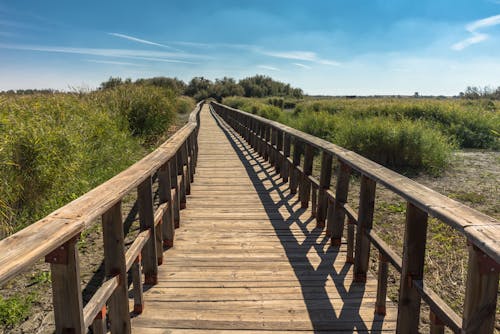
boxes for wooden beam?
[45,236,85,334]
[138,177,158,286]
[462,243,499,333]
[353,176,376,283]
[299,144,313,208]
[396,202,428,333]
[316,151,332,227]
[102,201,131,333]
[328,161,351,246]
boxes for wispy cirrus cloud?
[257,65,280,71]
[0,43,203,64]
[259,49,340,66]
[293,63,311,69]
[452,14,500,50]
[85,59,144,66]
[108,32,183,51]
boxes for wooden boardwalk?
[130,104,397,333]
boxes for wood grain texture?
[131,104,397,332]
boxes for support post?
[396,202,428,333]
[102,201,131,333]
[138,177,158,286]
[317,151,332,228]
[375,253,389,316]
[353,176,376,283]
[328,161,351,245]
[290,139,302,194]
[159,162,175,247]
[45,236,85,334]
[299,144,313,208]
[461,243,499,333]
[282,134,291,182]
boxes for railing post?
[159,162,175,247]
[177,150,186,209]
[353,176,376,283]
[102,201,131,333]
[183,141,191,196]
[170,156,180,228]
[299,144,313,208]
[396,202,428,333]
[461,243,499,333]
[328,161,352,246]
[429,311,445,334]
[375,252,389,315]
[282,134,291,182]
[346,218,355,263]
[138,176,159,285]
[92,308,106,334]
[276,129,283,175]
[317,151,332,228]
[264,125,271,161]
[188,135,195,182]
[290,139,302,195]
[132,255,144,314]
[270,127,276,166]
[45,236,85,334]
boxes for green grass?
[0,86,193,237]
[0,293,35,327]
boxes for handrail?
[0,101,203,333]
[211,101,499,334]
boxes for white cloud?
[108,32,185,52]
[257,65,280,71]
[451,33,488,50]
[466,14,500,31]
[293,63,311,69]
[0,43,204,63]
[85,59,144,66]
[452,14,500,50]
[260,49,340,66]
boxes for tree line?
[100,75,304,101]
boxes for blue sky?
[0,0,499,95]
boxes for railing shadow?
[211,110,386,332]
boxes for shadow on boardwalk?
[212,109,386,333]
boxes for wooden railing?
[0,101,203,334]
[211,101,500,334]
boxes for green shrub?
[175,96,195,114]
[333,117,453,175]
[92,85,176,146]
[0,93,145,233]
[293,98,499,150]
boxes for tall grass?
[223,97,469,175]
[295,98,499,150]
[0,85,192,236]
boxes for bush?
[91,85,176,146]
[175,96,196,114]
[333,117,453,174]
[293,98,499,150]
